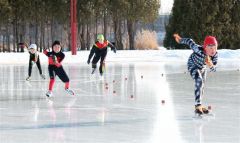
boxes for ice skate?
[195,105,209,116]
[202,107,209,114]
[26,76,31,81]
[99,72,104,80]
[46,90,53,97]
[65,88,75,96]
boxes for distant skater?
[87,34,116,76]
[43,40,74,97]
[26,44,45,81]
[174,34,218,115]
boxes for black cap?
[52,40,61,48]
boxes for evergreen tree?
[164,0,240,49]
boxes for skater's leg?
[55,66,69,83]
[91,55,101,74]
[194,69,209,114]
[195,69,206,105]
[55,66,70,88]
[99,51,107,75]
[36,57,43,75]
[201,70,207,97]
[65,82,69,89]
[26,60,33,80]
[48,66,56,91]
[28,60,33,77]
[55,66,74,95]
[46,66,55,97]
[200,70,209,114]
[49,79,55,91]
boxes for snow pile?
[0,49,239,64]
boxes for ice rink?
[0,62,239,143]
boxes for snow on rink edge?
[0,48,239,64]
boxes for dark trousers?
[48,65,69,82]
[28,57,42,76]
[91,50,107,74]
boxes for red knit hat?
[203,36,218,48]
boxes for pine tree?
[164,0,240,49]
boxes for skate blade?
[193,112,215,120]
[67,93,75,96]
[193,113,203,118]
[203,112,215,117]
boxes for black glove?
[87,59,90,64]
[113,48,117,53]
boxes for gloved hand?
[53,56,57,63]
[87,59,90,64]
[205,56,214,68]
[31,61,35,65]
[173,33,182,43]
[113,49,117,53]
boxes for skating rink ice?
[0,62,239,143]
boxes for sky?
[159,0,174,14]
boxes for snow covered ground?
[0,49,239,143]
[0,48,240,65]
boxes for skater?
[26,44,45,81]
[87,34,116,76]
[43,40,74,97]
[173,34,218,115]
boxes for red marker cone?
[208,105,212,110]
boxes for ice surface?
[0,62,239,143]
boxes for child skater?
[87,34,116,76]
[43,40,74,97]
[173,34,218,115]
[26,44,45,81]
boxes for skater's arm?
[205,55,217,72]
[34,52,39,62]
[43,48,49,56]
[107,41,117,53]
[212,53,218,65]
[43,46,51,56]
[57,53,65,63]
[88,46,96,62]
[173,34,202,54]
[209,53,218,72]
[54,53,65,67]
[179,38,202,54]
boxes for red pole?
[71,0,77,55]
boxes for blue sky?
[159,0,174,14]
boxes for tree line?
[0,0,160,52]
[164,0,240,49]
